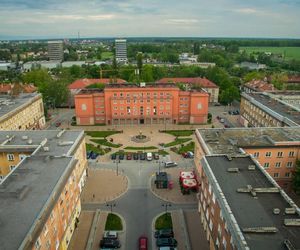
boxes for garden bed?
[90,139,121,148]
[155,213,173,230]
[105,213,123,231]
[85,130,122,138]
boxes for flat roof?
[242,92,300,125]
[204,155,300,250]
[197,127,300,155]
[0,130,84,250]
[0,93,41,120]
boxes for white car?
[164,161,178,168]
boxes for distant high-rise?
[115,39,127,63]
[48,40,63,61]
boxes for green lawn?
[86,143,105,155]
[164,138,192,147]
[240,46,300,61]
[155,213,173,230]
[101,51,114,60]
[105,213,123,231]
[163,130,194,137]
[124,146,157,150]
[90,139,121,148]
[85,130,122,138]
[178,141,195,154]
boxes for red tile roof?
[0,83,37,94]
[68,78,126,90]
[156,77,218,88]
[287,76,300,83]
[244,80,276,92]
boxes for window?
[46,240,51,249]
[44,224,49,236]
[212,193,216,203]
[286,162,293,168]
[264,162,270,168]
[19,154,27,160]
[7,154,14,161]
[275,162,281,168]
[289,151,295,157]
[197,103,202,110]
[127,107,131,114]
[10,165,15,171]
[81,104,87,111]
[253,152,259,158]
[35,238,41,249]
[265,152,271,157]
[273,173,279,178]
[285,172,291,178]
[277,152,283,158]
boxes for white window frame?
[7,154,14,161]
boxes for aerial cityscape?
[0,0,300,250]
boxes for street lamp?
[115,159,120,176]
[162,203,172,215]
[106,202,116,214]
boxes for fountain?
[131,130,150,143]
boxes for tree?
[136,52,143,74]
[193,42,200,55]
[22,69,52,86]
[293,160,300,194]
[271,72,288,90]
[141,65,154,82]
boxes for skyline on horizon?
[0,0,300,39]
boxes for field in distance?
[240,46,300,61]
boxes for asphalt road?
[85,158,196,250]
[46,108,75,130]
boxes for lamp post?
[106,202,116,214]
[162,203,172,215]
[115,158,120,176]
[158,161,161,173]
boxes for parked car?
[55,121,61,127]
[146,152,152,161]
[111,154,117,160]
[133,153,139,160]
[140,153,146,160]
[214,103,221,106]
[90,152,99,160]
[164,161,178,168]
[159,247,177,250]
[99,238,121,249]
[155,229,174,238]
[220,118,225,123]
[154,153,159,160]
[119,154,124,160]
[182,151,194,158]
[87,151,92,159]
[139,236,148,250]
[126,153,132,160]
[103,231,118,240]
[156,238,177,247]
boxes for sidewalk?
[171,210,191,250]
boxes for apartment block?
[0,130,87,250]
[75,83,209,125]
[195,127,300,190]
[242,79,276,93]
[157,77,219,103]
[240,92,300,127]
[48,40,64,62]
[0,93,46,130]
[194,127,300,249]
[115,39,127,63]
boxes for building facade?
[0,93,46,130]
[48,40,64,61]
[115,39,127,63]
[194,128,300,249]
[0,130,88,250]
[240,92,300,127]
[74,83,209,125]
[157,77,219,103]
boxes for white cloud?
[233,8,260,14]
[50,14,115,21]
[164,19,199,24]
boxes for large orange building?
[75,83,209,125]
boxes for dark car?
[87,151,92,159]
[140,153,146,160]
[99,238,121,249]
[55,121,61,127]
[119,154,124,160]
[133,153,139,160]
[154,153,159,160]
[126,153,132,160]
[111,154,117,160]
[156,238,177,247]
[139,236,148,250]
[90,152,99,160]
[155,229,174,238]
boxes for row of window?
[112,98,170,104]
[253,151,295,158]
[7,154,27,161]
[113,92,171,98]
[112,111,170,116]
[263,162,293,168]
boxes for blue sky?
[0,0,299,39]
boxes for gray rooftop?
[242,92,300,125]
[197,127,300,155]
[204,155,300,250]
[0,93,40,121]
[0,130,84,250]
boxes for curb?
[86,209,102,250]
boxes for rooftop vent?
[22,136,28,140]
[284,219,300,227]
[242,227,278,233]
[248,165,255,171]
[56,130,65,138]
[140,82,146,87]
[227,168,239,173]
[58,141,74,146]
[40,138,48,147]
[273,208,280,215]
[27,139,32,145]
[43,147,49,152]
[285,208,296,215]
